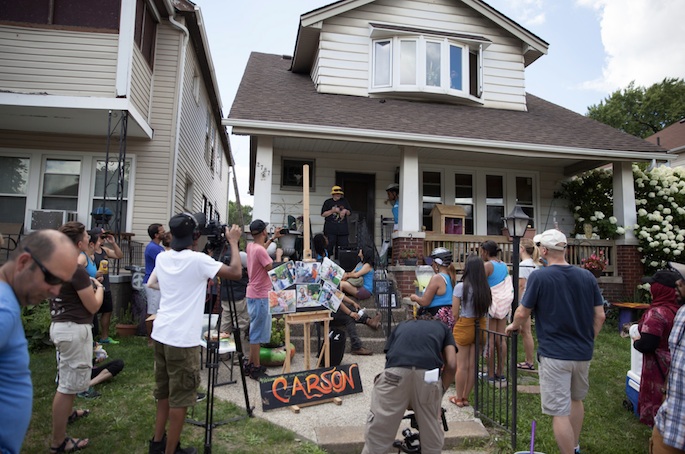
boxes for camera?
[200,219,228,251]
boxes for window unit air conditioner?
[29,209,78,231]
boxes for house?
[0,0,231,256]
[226,0,669,299]
[646,119,685,167]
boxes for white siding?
[0,25,118,97]
[312,0,527,110]
[130,46,153,121]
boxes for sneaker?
[148,434,166,454]
[196,392,206,402]
[99,337,120,345]
[77,387,101,399]
[351,347,373,356]
[249,365,268,380]
[242,359,252,377]
[174,445,197,454]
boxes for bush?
[21,300,52,352]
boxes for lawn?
[25,335,326,454]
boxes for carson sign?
[259,363,363,411]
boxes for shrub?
[21,300,52,352]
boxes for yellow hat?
[331,185,344,195]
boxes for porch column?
[612,161,637,245]
[399,146,420,233]
[252,136,274,223]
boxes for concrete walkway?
[207,350,491,453]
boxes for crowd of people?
[4,180,685,454]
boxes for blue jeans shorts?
[247,298,272,344]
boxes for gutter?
[225,118,673,162]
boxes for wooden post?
[302,164,313,261]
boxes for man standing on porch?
[505,229,605,454]
[321,185,351,259]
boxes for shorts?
[453,317,486,346]
[153,341,200,408]
[356,288,372,300]
[50,322,93,394]
[145,286,161,314]
[247,298,272,344]
[539,356,590,416]
[97,290,113,314]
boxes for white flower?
[651,261,660,267]
[578,217,584,222]
[590,216,597,221]
[664,248,671,254]
[664,208,672,214]
[609,216,617,224]
[649,193,656,198]
[575,206,581,211]
[616,227,625,235]
[675,250,682,256]
[638,208,648,216]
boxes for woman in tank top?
[410,247,457,329]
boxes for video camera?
[200,219,228,252]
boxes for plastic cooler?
[625,370,640,417]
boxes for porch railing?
[423,234,617,276]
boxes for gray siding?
[130,46,153,120]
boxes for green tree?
[228,200,252,227]
[586,77,685,138]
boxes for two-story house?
[0,0,231,250]
[226,0,670,298]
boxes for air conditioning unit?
[29,209,78,231]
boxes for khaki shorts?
[153,341,200,408]
[50,322,93,394]
[539,356,590,416]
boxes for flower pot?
[116,323,138,337]
[590,269,602,278]
[403,258,418,266]
[259,343,296,367]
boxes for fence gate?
[474,325,519,448]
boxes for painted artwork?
[319,257,345,287]
[318,281,344,312]
[296,284,322,309]
[268,261,295,291]
[268,289,297,314]
[293,261,320,284]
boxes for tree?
[227,200,252,227]
[586,78,685,138]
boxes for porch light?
[504,205,530,239]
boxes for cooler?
[630,333,643,377]
[625,370,640,417]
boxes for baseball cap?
[249,219,268,235]
[331,185,344,195]
[641,269,680,288]
[533,229,567,251]
[668,262,685,282]
[386,183,399,192]
[169,212,205,251]
[88,227,104,237]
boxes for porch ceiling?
[0,105,150,139]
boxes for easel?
[282,310,332,373]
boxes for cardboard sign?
[259,363,363,411]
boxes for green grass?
[25,335,326,454]
[502,315,653,454]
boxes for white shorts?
[145,286,161,314]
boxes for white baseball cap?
[533,229,567,251]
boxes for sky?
[193,0,685,206]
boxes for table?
[611,302,650,333]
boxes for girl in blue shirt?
[410,247,456,329]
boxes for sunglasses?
[24,247,67,286]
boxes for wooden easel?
[282,310,332,373]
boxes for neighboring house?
[646,119,685,167]
[226,0,670,299]
[0,0,231,248]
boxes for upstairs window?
[369,24,487,101]
[135,0,157,68]
[1,0,121,30]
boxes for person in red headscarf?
[633,269,682,426]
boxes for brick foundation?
[598,245,644,301]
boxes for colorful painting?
[268,289,297,314]
[268,261,295,291]
[319,257,344,287]
[318,281,344,312]
[296,284,322,309]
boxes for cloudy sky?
[193,0,685,206]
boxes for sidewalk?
[208,349,490,453]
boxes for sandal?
[448,395,461,406]
[67,409,90,424]
[50,436,89,453]
[461,398,470,407]
[517,361,535,370]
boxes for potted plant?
[259,316,295,366]
[581,250,607,277]
[115,306,138,337]
[399,248,418,266]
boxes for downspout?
[166,6,189,215]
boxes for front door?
[336,172,375,249]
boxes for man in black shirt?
[320,185,351,259]
[362,318,457,454]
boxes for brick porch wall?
[392,237,425,296]
[598,244,643,301]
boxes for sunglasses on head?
[24,247,67,285]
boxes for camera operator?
[146,212,242,454]
[362,315,457,454]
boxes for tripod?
[392,408,448,454]
[187,245,254,454]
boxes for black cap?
[169,212,205,251]
[641,269,680,289]
[249,219,268,235]
[88,227,104,237]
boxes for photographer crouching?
[146,212,242,454]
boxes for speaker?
[337,248,358,272]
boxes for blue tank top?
[487,260,508,287]
[428,273,453,308]
[81,251,97,278]
[354,262,374,294]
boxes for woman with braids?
[409,247,456,329]
[450,255,492,407]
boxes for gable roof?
[228,52,667,163]
[646,119,685,154]
[291,0,548,73]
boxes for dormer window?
[369,23,489,103]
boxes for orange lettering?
[271,377,290,403]
[305,374,325,398]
